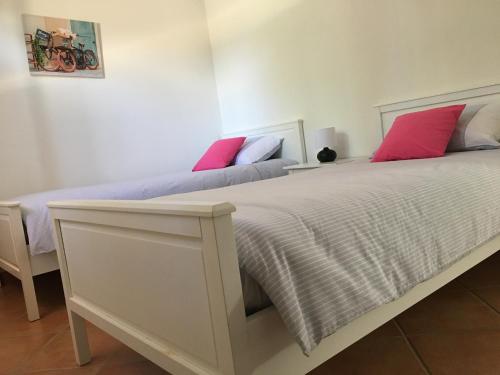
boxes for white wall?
[0,0,221,199]
[205,0,500,160]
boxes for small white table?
[284,159,365,175]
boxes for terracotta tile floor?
[1,251,500,375]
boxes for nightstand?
[284,159,365,175]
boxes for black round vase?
[317,147,337,163]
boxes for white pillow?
[235,136,283,165]
[448,102,500,151]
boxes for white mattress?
[14,159,296,255]
[154,150,500,354]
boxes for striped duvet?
[155,150,500,354]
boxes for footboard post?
[69,310,92,365]
[0,202,40,321]
[52,217,92,366]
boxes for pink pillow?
[372,105,466,163]
[193,137,246,171]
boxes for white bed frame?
[49,85,500,375]
[376,83,500,138]
[0,203,59,321]
[222,120,307,164]
[0,120,306,322]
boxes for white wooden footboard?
[50,200,247,375]
[0,202,40,321]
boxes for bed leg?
[20,274,40,321]
[4,203,41,321]
[69,310,92,366]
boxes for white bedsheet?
[155,150,500,354]
[15,159,296,255]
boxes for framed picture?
[22,14,105,78]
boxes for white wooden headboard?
[375,84,500,139]
[222,120,307,164]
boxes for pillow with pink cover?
[193,137,246,171]
[372,105,465,163]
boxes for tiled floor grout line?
[4,260,500,374]
[393,319,432,375]
[10,320,115,375]
[6,304,70,375]
[466,288,500,315]
[1,276,114,375]
[91,345,123,375]
[9,324,109,375]
[9,330,62,375]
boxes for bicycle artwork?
[23,14,104,78]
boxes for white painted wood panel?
[30,251,60,276]
[60,221,218,366]
[223,120,307,164]
[375,83,500,138]
[0,215,18,268]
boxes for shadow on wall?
[0,0,50,197]
[25,81,101,192]
[207,0,382,159]
[335,132,349,159]
[304,129,349,162]
[205,0,305,43]
[4,0,223,196]
[1,0,101,196]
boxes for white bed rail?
[0,201,39,320]
[0,202,23,277]
[50,200,247,375]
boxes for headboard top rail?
[375,83,500,139]
[222,119,307,164]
